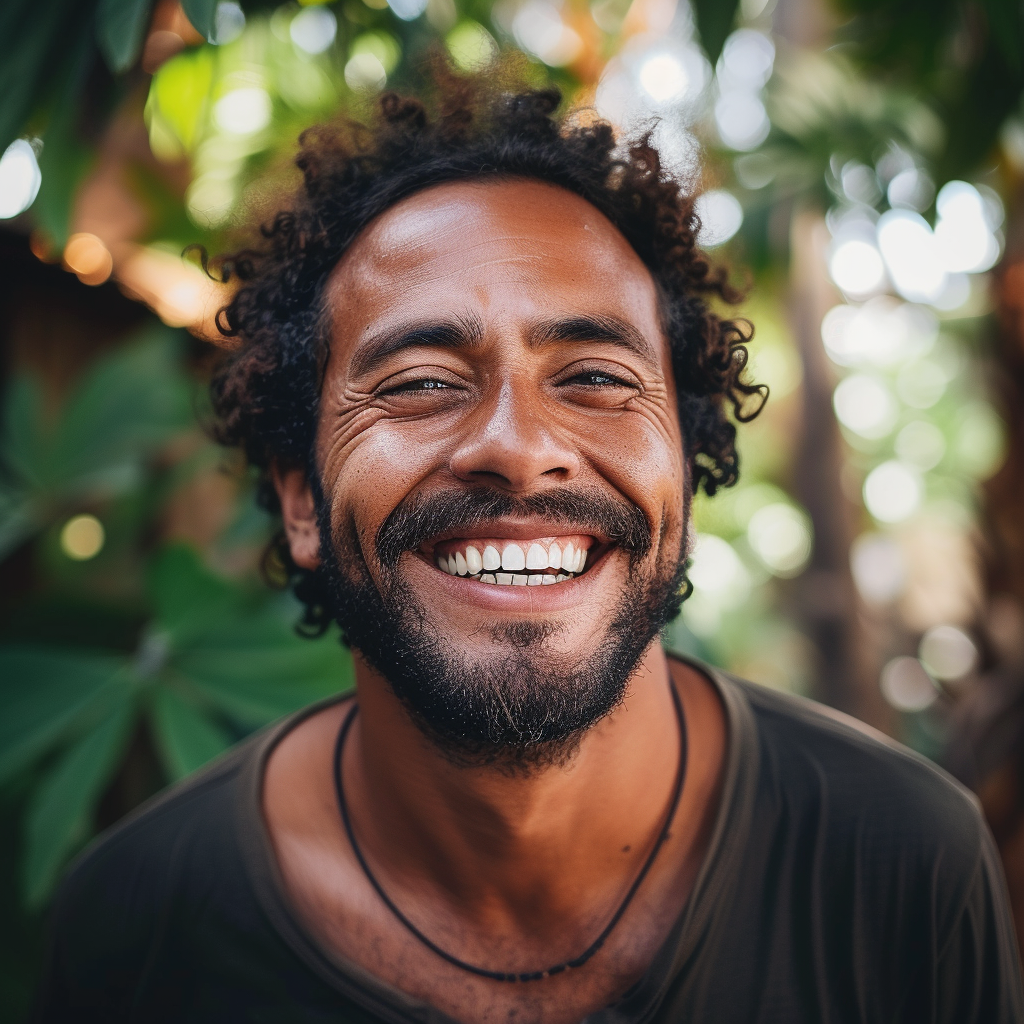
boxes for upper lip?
[416,519,609,554]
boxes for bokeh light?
[0,139,42,219]
[934,180,1000,274]
[512,1,581,66]
[290,6,337,54]
[876,210,947,304]
[918,624,978,682]
[695,190,743,247]
[832,374,898,439]
[863,461,922,523]
[214,88,272,135]
[213,2,245,45]
[747,503,812,576]
[60,515,105,561]
[850,533,906,605]
[828,239,886,297]
[63,233,113,286]
[895,420,946,470]
[881,656,938,711]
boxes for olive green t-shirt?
[34,662,1024,1023]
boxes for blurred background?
[2,0,1024,1014]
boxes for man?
[36,76,1023,1022]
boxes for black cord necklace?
[332,680,687,984]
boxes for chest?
[278,854,690,1024]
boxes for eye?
[562,369,638,389]
[380,377,455,395]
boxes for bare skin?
[263,178,727,1023]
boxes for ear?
[271,465,321,571]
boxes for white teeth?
[561,542,575,572]
[526,543,548,570]
[501,543,526,571]
[438,542,587,581]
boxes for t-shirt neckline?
[235,656,761,1024]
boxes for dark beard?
[313,483,689,773]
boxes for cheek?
[318,413,453,548]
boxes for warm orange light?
[116,244,233,343]
[64,233,113,286]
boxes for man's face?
[305,178,689,765]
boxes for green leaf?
[149,687,232,780]
[22,700,136,907]
[0,0,81,156]
[692,0,741,65]
[96,0,154,73]
[181,0,218,41]
[1,374,46,489]
[32,24,97,248]
[0,495,36,562]
[0,647,129,785]
[46,326,191,494]
[148,543,237,637]
[177,602,352,725]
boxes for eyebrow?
[347,311,658,379]
[348,313,485,379]
[527,315,659,367]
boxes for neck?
[345,644,681,931]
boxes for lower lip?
[405,550,613,613]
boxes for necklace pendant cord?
[332,679,687,984]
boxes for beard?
[312,482,689,773]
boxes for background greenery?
[3,0,1024,1016]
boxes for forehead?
[323,177,664,350]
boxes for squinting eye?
[386,379,452,393]
[569,371,632,387]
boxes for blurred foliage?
[0,324,353,921]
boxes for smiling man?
[36,78,1023,1023]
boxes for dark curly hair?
[209,66,766,634]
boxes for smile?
[430,537,593,587]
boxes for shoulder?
[736,676,981,828]
[49,736,258,971]
[723,674,989,922]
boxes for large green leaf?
[692,0,741,65]
[28,12,98,247]
[96,0,154,73]
[148,543,237,639]
[46,326,191,494]
[176,602,352,725]
[0,0,82,156]
[0,647,129,785]
[149,686,233,780]
[22,700,136,907]
[181,0,218,41]
[0,374,46,489]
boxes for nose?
[448,378,581,492]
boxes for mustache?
[375,487,653,570]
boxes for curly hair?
[209,66,766,633]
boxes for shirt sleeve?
[930,829,1024,1024]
